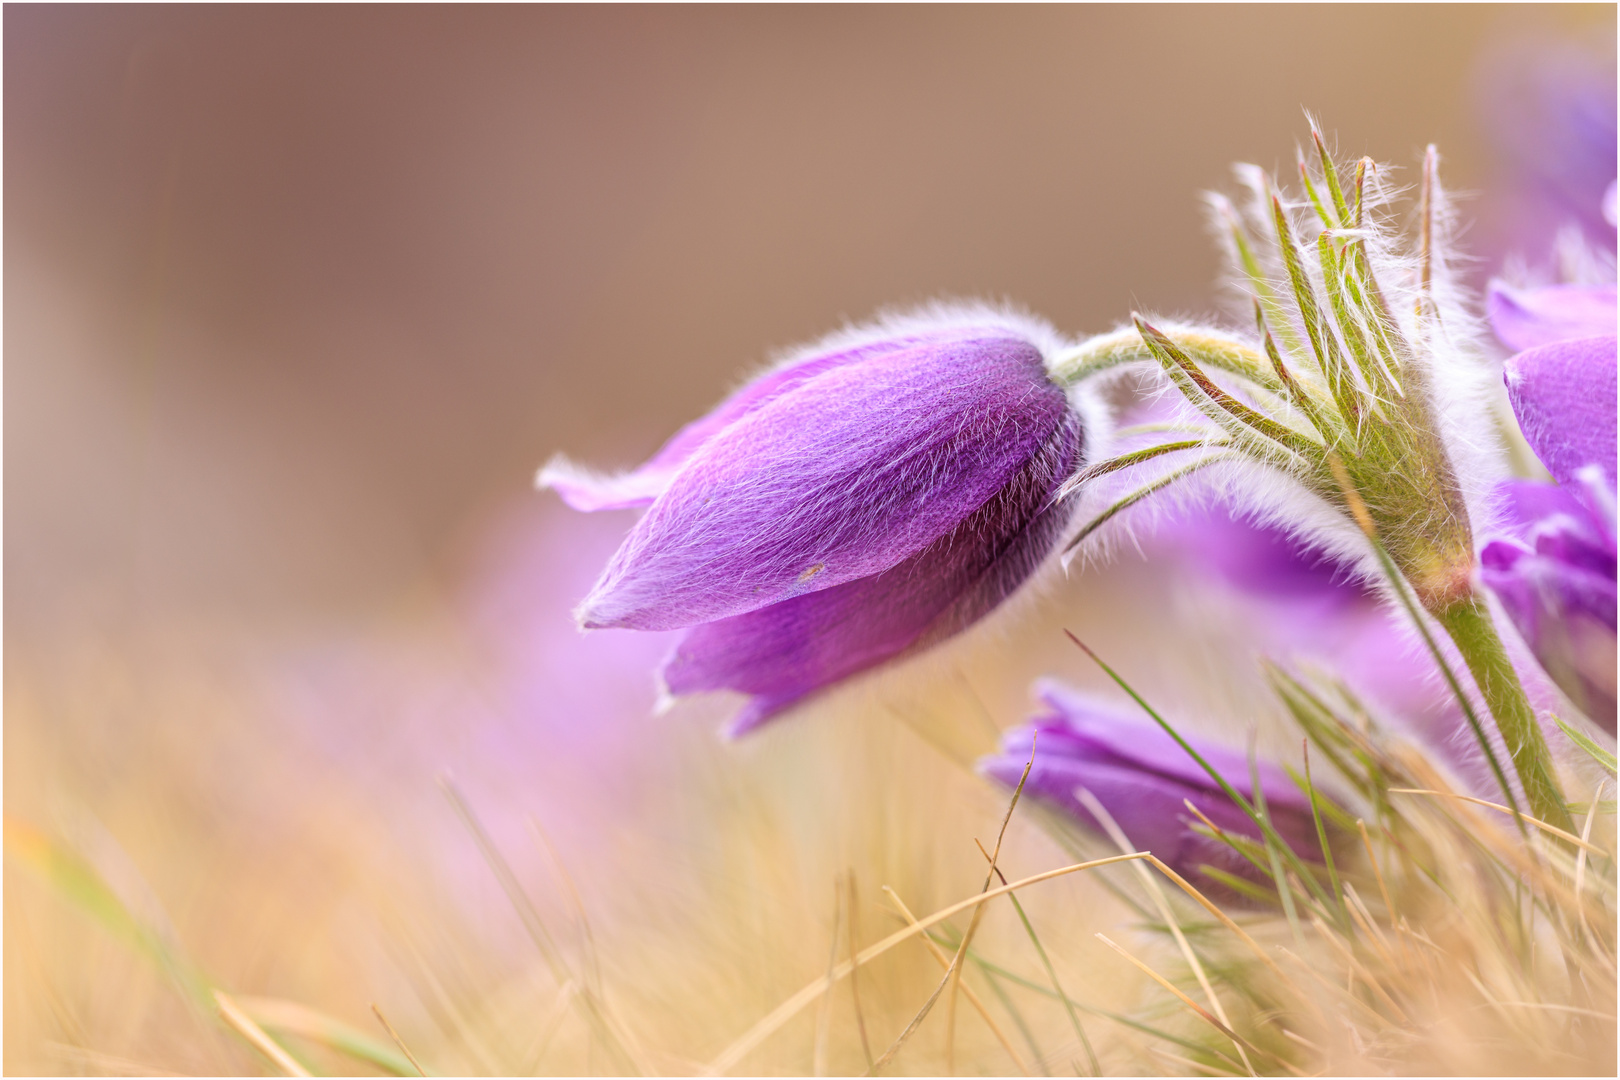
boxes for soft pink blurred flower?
[269,498,678,920]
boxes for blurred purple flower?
[979,682,1319,888]
[1488,283,1618,353]
[1481,286,1618,732]
[271,500,680,904]
[1141,496,1470,749]
[542,309,1086,736]
[1482,475,1616,733]
[1162,505,1366,607]
[1475,32,1617,261]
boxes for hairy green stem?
[1432,593,1572,832]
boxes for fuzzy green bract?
[1054,125,1574,829]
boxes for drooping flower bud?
[540,307,1091,736]
[978,681,1320,890]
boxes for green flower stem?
[1432,592,1573,832]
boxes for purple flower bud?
[541,309,1087,735]
[978,681,1320,890]
[1483,472,1617,733]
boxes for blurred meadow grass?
[11,502,1613,1074]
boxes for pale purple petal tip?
[1155,505,1365,604]
[1488,282,1618,352]
[1503,335,1619,488]
[538,457,672,512]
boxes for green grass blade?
[1301,744,1345,915]
[1553,715,1617,775]
[1064,454,1235,553]
[1065,635,1338,918]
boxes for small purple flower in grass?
[979,681,1319,889]
[1481,282,1618,732]
[541,307,1089,736]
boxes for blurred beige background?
[6,6,1616,1076]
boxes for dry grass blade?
[215,990,311,1078]
[1148,1045,1246,1077]
[972,837,1098,1075]
[371,1003,428,1077]
[1076,789,1255,1075]
[517,981,579,1074]
[1340,883,1398,970]
[814,877,843,1076]
[846,874,876,1071]
[1355,820,1397,924]
[1305,913,1407,1023]
[233,996,423,1077]
[1141,855,1299,994]
[706,852,1150,1074]
[1573,780,1605,905]
[1092,935,1298,1075]
[883,885,1033,1076]
[1386,789,1599,852]
[529,815,605,994]
[1275,946,1386,1029]
[871,737,1035,1076]
[440,776,646,1075]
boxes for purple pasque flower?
[979,681,1319,888]
[540,307,1088,736]
[1474,33,1617,262]
[1488,282,1618,354]
[1480,279,1618,732]
[1482,474,1616,733]
[1483,303,1618,730]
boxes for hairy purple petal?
[582,334,1065,630]
[1503,335,1618,488]
[537,339,914,511]
[1488,282,1618,352]
[664,417,1081,735]
[978,683,1320,888]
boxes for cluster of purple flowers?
[540,122,1615,880]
